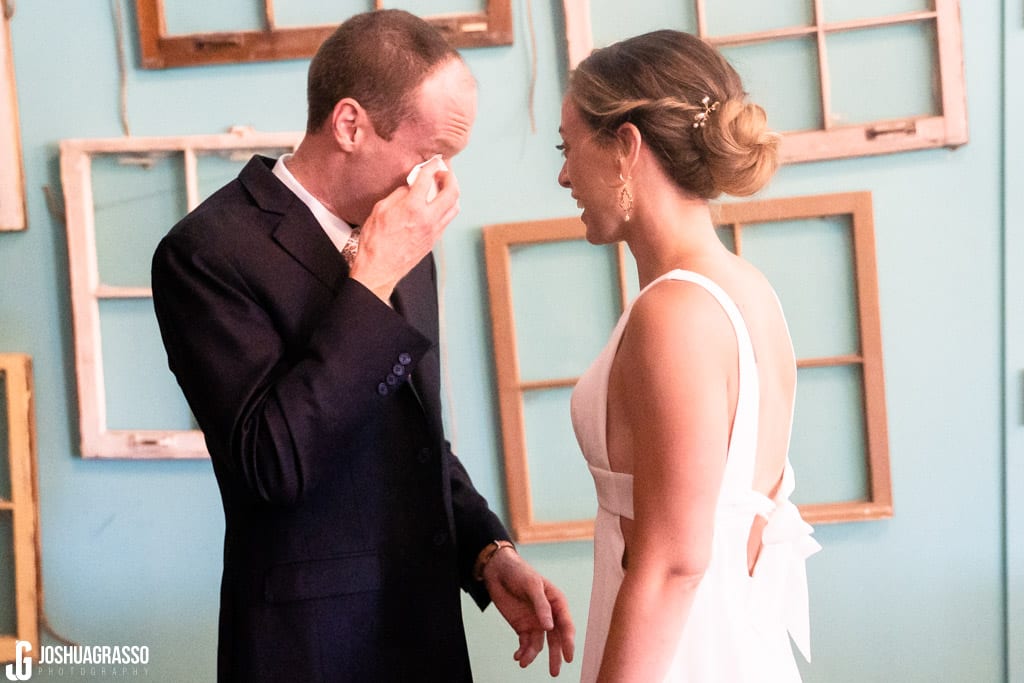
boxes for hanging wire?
[525,0,538,133]
[111,0,132,136]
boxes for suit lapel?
[239,155,348,292]
[273,210,348,292]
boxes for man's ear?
[331,99,362,152]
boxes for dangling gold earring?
[618,174,633,222]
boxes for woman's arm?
[597,281,737,682]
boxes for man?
[151,10,574,682]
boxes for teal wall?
[0,1,1014,681]
[1003,0,1023,680]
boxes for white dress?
[570,269,821,682]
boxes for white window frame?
[60,127,300,459]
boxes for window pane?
[591,0,696,50]
[721,38,822,133]
[274,0,372,27]
[510,240,620,381]
[0,510,14,635]
[196,150,291,205]
[99,299,196,431]
[164,0,264,34]
[739,215,860,359]
[92,153,188,289]
[715,225,737,253]
[0,371,8,501]
[705,0,812,36]
[822,0,932,24]
[523,388,596,522]
[789,364,869,505]
[826,22,939,126]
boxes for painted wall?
[1003,0,1023,680]
[0,1,1011,681]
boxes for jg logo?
[4,640,31,681]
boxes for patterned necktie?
[341,227,360,265]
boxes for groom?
[151,9,574,681]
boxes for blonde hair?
[568,30,779,199]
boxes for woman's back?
[572,266,818,682]
[606,251,795,500]
[698,253,797,498]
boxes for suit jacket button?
[393,364,405,376]
[398,352,412,365]
[386,373,398,386]
[377,382,389,396]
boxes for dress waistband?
[587,464,634,519]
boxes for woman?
[560,30,821,682]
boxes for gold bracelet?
[473,539,516,581]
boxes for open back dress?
[570,269,821,682]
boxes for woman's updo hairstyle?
[567,30,779,199]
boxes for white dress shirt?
[272,154,354,253]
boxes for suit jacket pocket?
[264,551,381,603]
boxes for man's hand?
[349,156,458,302]
[483,547,575,676]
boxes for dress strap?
[656,270,760,489]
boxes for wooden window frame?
[483,191,892,543]
[0,4,25,231]
[136,0,513,69]
[0,354,39,661]
[719,192,893,523]
[564,0,967,164]
[60,127,301,459]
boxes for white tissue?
[406,154,447,202]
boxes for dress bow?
[748,494,821,662]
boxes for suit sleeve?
[446,440,512,608]
[152,228,432,506]
[411,257,511,608]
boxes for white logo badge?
[4,640,32,681]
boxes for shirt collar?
[272,154,354,253]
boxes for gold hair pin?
[692,96,720,128]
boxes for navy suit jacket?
[151,156,509,682]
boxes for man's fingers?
[514,630,544,669]
[562,625,576,665]
[527,578,555,632]
[548,584,576,663]
[546,627,563,677]
[434,199,460,234]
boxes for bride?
[558,30,821,682]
